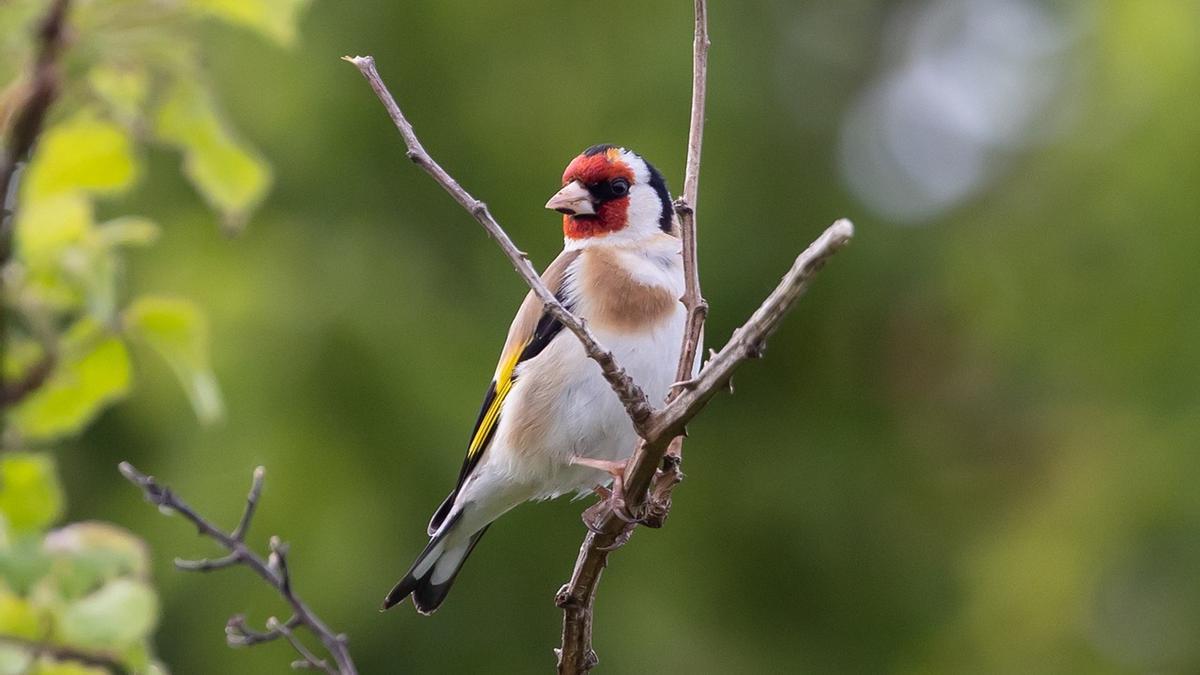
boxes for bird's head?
[545,144,673,243]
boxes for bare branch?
[557,219,854,672]
[118,462,358,675]
[341,54,657,434]
[671,0,711,385]
[0,0,71,407]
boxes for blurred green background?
[9,0,1200,672]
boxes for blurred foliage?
[0,456,161,674]
[5,0,1200,673]
[1,0,307,672]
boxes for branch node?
[747,339,767,358]
[554,584,576,609]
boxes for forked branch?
[555,219,853,673]
[118,463,357,675]
[343,1,854,671]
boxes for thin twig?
[267,616,334,675]
[670,0,711,396]
[226,614,301,647]
[341,55,657,435]
[0,0,71,408]
[232,465,265,542]
[175,552,240,571]
[118,462,358,675]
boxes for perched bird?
[384,144,687,614]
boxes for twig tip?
[830,218,855,240]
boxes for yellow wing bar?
[466,345,524,459]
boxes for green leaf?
[96,216,160,249]
[87,64,148,123]
[3,339,46,385]
[0,578,41,673]
[30,656,110,675]
[0,646,32,675]
[23,113,138,201]
[11,320,132,441]
[12,193,105,315]
[42,523,150,600]
[155,81,270,230]
[116,640,151,674]
[56,578,158,649]
[186,0,311,46]
[124,296,223,423]
[14,194,92,265]
[0,454,64,534]
[0,537,51,597]
[0,584,42,639]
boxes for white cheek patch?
[625,184,664,235]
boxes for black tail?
[382,525,489,614]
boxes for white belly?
[477,304,686,501]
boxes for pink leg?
[570,457,638,538]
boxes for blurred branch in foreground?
[118,462,358,675]
[344,0,853,666]
[0,0,70,407]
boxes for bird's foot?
[581,493,636,551]
[572,457,639,544]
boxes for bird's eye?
[610,178,629,196]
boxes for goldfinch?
[384,144,686,614]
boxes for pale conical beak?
[544,180,596,216]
